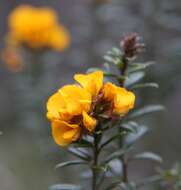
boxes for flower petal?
[74,71,103,98]
[102,82,117,101]
[59,84,91,116]
[82,111,97,132]
[51,120,80,146]
[63,128,81,141]
[113,88,135,115]
[47,92,65,120]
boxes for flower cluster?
[7,5,70,51]
[121,33,145,59]
[47,71,135,146]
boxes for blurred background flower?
[0,0,181,190]
[7,4,70,51]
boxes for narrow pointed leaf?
[104,182,136,190]
[86,67,100,73]
[49,184,82,190]
[131,83,159,90]
[121,121,140,133]
[125,72,145,87]
[108,159,122,176]
[128,105,165,119]
[123,125,149,147]
[100,132,125,150]
[104,147,131,164]
[131,152,163,163]
[128,61,155,73]
[55,160,87,169]
[68,147,91,161]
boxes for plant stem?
[119,55,129,183]
[92,131,100,190]
[119,56,128,86]
[122,156,128,182]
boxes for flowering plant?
[47,34,180,190]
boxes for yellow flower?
[47,84,96,146]
[102,82,135,115]
[46,71,135,147]
[7,5,70,51]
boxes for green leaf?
[131,152,163,163]
[104,55,115,63]
[86,67,100,73]
[108,159,122,176]
[100,132,126,150]
[125,72,145,87]
[123,125,148,147]
[128,61,155,73]
[131,82,159,90]
[104,147,131,164]
[55,160,87,170]
[128,105,165,119]
[68,147,91,161]
[118,183,137,190]
[110,47,122,56]
[49,184,82,190]
[121,121,140,133]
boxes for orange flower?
[46,71,135,146]
[7,5,70,51]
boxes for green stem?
[92,131,100,190]
[122,156,128,183]
[118,55,129,183]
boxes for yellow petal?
[47,92,65,120]
[59,85,91,115]
[82,111,97,132]
[102,82,117,101]
[113,88,135,115]
[51,120,80,146]
[74,71,103,98]
[63,128,81,141]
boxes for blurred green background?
[0,0,181,189]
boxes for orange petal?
[113,88,135,115]
[102,82,117,101]
[59,84,91,115]
[74,71,103,98]
[82,111,97,132]
[47,92,65,120]
[63,128,81,141]
[51,120,80,146]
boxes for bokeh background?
[0,0,181,189]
